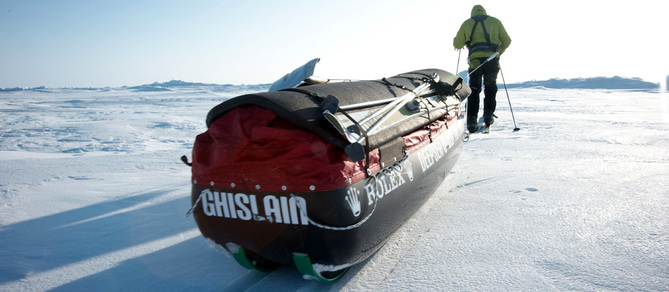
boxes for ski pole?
[456,49,461,75]
[499,66,520,131]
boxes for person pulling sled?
[453,5,511,133]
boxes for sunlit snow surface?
[0,86,667,291]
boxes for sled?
[188,68,470,281]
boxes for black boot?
[467,122,480,133]
[483,113,495,126]
[467,114,479,133]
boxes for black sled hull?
[191,121,465,274]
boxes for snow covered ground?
[0,85,667,291]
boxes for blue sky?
[1,0,667,88]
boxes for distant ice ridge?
[505,76,659,90]
[127,80,271,92]
[0,80,271,93]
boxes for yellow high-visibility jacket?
[453,5,511,61]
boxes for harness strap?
[466,15,498,55]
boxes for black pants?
[467,57,499,124]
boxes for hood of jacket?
[471,5,487,17]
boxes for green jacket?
[453,5,511,61]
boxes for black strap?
[394,72,436,81]
[381,77,410,92]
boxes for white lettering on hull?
[364,159,410,206]
[363,129,457,206]
[201,190,308,225]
